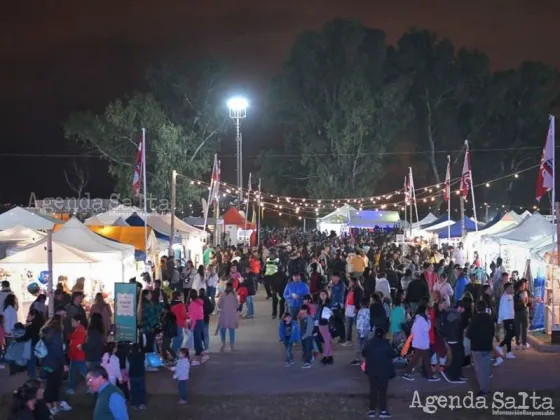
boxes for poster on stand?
[114,283,137,343]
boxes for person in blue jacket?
[278,312,301,366]
[454,265,469,303]
[283,273,310,319]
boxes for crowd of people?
[0,226,536,419]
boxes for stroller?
[391,318,413,369]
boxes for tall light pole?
[227,96,248,205]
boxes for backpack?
[34,339,48,359]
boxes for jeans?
[356,336,367,359]
[67,360,87,391]
[472,351,492,393]
[207,286,216,308]
[284,341,294,362]
[301,337,313,364]
[272,292,285,317]
[203,323,210,351]
[171,326,184,354]
[26,352,37,379]
[345,316,355,342]
[220,328,235,345]
[129,377,146,406]
[178,380,187,401]
[515,310,529,346]
[245,295,255,317]
[264,275,273,298]
[193,320,204,356]
[446,342,464,380]
[368,375,389,411]
[499,319,516,353]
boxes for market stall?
[316,204,357,234]
[0,225,45,258]
[223,207,256,246]
[0,206,63,230]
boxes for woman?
[15,309,43,379]
[344,278,363,344]
[192,265,206,293]
[89,293,112,336]
[514,279,531,350]
[217,282,239,352]
[3,293,19,343]
[9,381,41,420]
[41,315,71,415]
[402,304,440,382]
[71,277,85,294]
[316,290,334,365]
[362,327,397,418]
[170,291,187,355]
[206,265,219,308]
[432,273,453,306]
[30,295,48,320]
[82,313,105,370]
[182,260,196,302]
[188,289,207,365]
[138,290,158,354]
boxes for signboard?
[114,283,137,343]
[396,234,405,243]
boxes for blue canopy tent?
[125,214,180,243]
[422,213,454,230]
[477,211,504,232]
[434,216,483,239]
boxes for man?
[464,273,482,302]
[439,301,466,384]
[151,280,168,305]
[467,300,495,396]
[64,292,87,341]
[492,257,506,286]
[243,265,257,318]
[497,282,516,359]
[329,273,347,343]
[264,251,280,300]
[88,366,129,420]
[452,242,465,266]
[0,280,12,315]
[271,265,288,319]
[283,272,310,320]
[350,250,367,279]
[405,273,429,315]
[375,272,391,301]
[453,266,469,303]
[203,245,215,267]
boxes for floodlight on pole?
[228,96,248,204]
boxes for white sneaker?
[524,343,530,350]
[493,357,504,367]
[495,346,504,357]
[59,401,72,411]
[506,352,516,359]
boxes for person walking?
[497,282,516,359]
[362,327,397,418]
[467,300,495,396]
[217,283,239,352]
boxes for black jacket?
[370,302,388,332]
[466,312,495,352]
[363,275,376,298]
[362,337,397,379]
[439,308,463,343]
[271,271,288,295]
[16,318,42,346]
[405,279,429,304]
[203,296,215,324]
[82,329,105,362]
[244,273,257,296]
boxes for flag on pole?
[408,170,416,202]
[404,176,410,204]
[536,116,555,201]
[132,136,143,197]
[208,154,220,205]
[444,155,451,201]
[460,145,471,198]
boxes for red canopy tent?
[223,207,256,229]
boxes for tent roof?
[86,205,145,226]
[0,225,45,242]
[488,212,551,243]
[87,225,156,252]
[0,207,63,230]
[223,207,256,229]
[0,239,98,264]
[434,216,483,239]
[318,204,357,223]
[112,217,129,226]
[52,217,134,259]
[412,213,438,229]
[422,213,454,230]
[158,213,203,236]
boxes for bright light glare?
[227,96,249,111]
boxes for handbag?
[34,339,48,359]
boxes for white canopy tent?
[412,213,438,229]
[85,205,143,226]
[485,212,552,245]
[0,207,62,230]
[112,217,129,226]
[317,204,357,234]
[0,225,45,259]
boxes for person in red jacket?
[66,314,87,394]
[170,291,188,355]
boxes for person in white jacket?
[100,343,123,385]
[497,282,516,359]
[2,293,18,339]
[375,274,391,301]
[191,265,207,293]
[173,348,190,404]
[402,304,440,382]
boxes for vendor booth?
[0,226,45,258]
[347,210,401,229]
[223,207,256,246]
[317,204,357,234]
[0,206,63,230]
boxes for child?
[127,343,147,410]
[173,348,190,404]
[278,313,300,366]
[0,314,5,368]
[302,295,320,357]
[236,283,248,315]
[66,314,86,394]
[390,296,407,345]
[351,297,371,366]
[101,342,122,385]
[298,305,314,368]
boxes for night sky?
[1,0,558,204]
